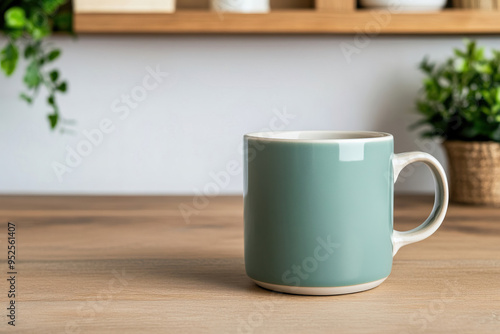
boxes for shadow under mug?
[244,131,448,295]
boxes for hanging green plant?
[1,0,72,130]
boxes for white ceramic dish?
[360,0,446,11]
[74,0,176,13]
[211,0,270,13]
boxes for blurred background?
[1,0,499,196]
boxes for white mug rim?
[244,130,393,143]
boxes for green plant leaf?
[47,113,59,129]
[24,44,36,59]
[466,40,476,57]
[48,95,55,106]
[475,47,485,61]
[42,0,67,14]
[57,81,67,92]
[46,50,61,62]
[28,10,51,40]
[5,7,26,29]
[32,27,50,40]
[53,12,72,32]
[20,93,33,104]
[461,125,479,138]
[23,61,41,88]
[49,70,59,82]
[475,63,492,74]
[0,43,19,76]
[8,29,23,40]
[454,49,466,58]
[490,125,500,141]
[419,57,434,74]
[455,59,467,73]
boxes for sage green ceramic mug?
[244,131,448,295]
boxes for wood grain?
[316,0,356,11]
[0,195,499,333]
[74,10,500,34]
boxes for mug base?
[252,277,387,295]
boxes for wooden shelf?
[74,10,500,34]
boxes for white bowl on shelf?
[360,0,447,11]
[211,0,270,13]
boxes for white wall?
[1,35,497,195]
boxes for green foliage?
[0,0,72,130]
[414,40,500,142]
[0,43,18,75]
[5,7,26,28]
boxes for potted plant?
[1,0,71,131]
[414,40,500,206]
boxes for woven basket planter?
[443,141,500,206]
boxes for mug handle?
[392,152,449,256]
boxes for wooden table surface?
[0,195,499,333]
